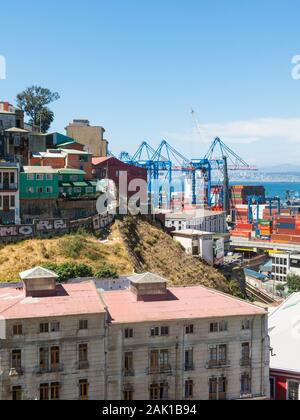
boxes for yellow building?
[65,119,108,157]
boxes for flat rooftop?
[172,230,213,237]
[0,281,105,320]
[165,210,225,220]
[102,286,266,324]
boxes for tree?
[16,85,60,133]
[286,273,300,293]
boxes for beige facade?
[0,314,106,400]
[65,120,108,157]
[0,269,270,401]
[106,316,270,400]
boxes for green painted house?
[57,168,98,198]
[20,166,59,199]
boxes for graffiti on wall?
[0,214,114,241]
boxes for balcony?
[124,369,135,377]
[0,183,18,191]
[184,364,195,372]
[206,360,230,369]
[148,365,172,375]
[240,358,251,367]
[78,361,89,370]
[35,363,64,374]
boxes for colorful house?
[30,148,93,180]
[57,168,98,198]
[0,162,20,224]
[20,166,59,200]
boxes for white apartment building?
[165,210,227,234]
[271,252,300,282]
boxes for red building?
[269,292,300,400]
[92,157,147,200]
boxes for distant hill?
[260,164,300,174]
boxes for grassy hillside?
[0,217,232,296]
[118,217,231,293]
[0,225,132,282]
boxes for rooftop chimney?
[19,267,58,297]
[129,273,167,301]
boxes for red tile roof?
[0,282,105,320]
[102,286,266,324]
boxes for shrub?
[94,263,118,279]
[287,273,300,293]
[42,262,93,282]
[59,235,86,258]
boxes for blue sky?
[1,0,300,167]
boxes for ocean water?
[231,182,300,202]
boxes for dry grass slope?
[0,224,133,282]
[118,217,231,293]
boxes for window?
[10,195,15,208]
[79,379,89,400]
[149,383,168,401]
[50,347,60,371]
[150,349,169,373]
[218,377,227,400]
[210,321,228,333]
[36,174,44,181]
[241,343,250,365]
[185,324,194,334]
[40,323,49,333]
[79,155,88,163]
[11,350,22,370]
[0,195,2,208]
[12,386,22,401]
[161,326,169,336]
[13,324,22,336]
[70,175,78,182]
[37,187,43,194]
[124,389,134,401]
[270,377,275,400]
[241,373,251,396]
[79,320,88,330]
[50,382,60,400]
[185,349,194,371]
[124,328,133,339]
[208,344,227,368]
[27,174,34,181]
[287,381,300,400]
[242,319,251,330]
[151,326,169,337]
[27,186,34,194]
[10,172,15,184]
[124,352,133,375]
[50,321,60,332]
[210,322,218,333]
[209,378,218,400]
[40,383,49,401]
[46,186,53,193]
[39,347,49,371]
[150,327,160,337]
[219,321,228,332]
[185,380,194,399]
[46,174,53,181]
[39,382,60,401]
[79,344,88,367]
[86,187,93,194]
[14,136,20,146]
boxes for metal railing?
[147,365,172,375]
[206,360,230,369]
